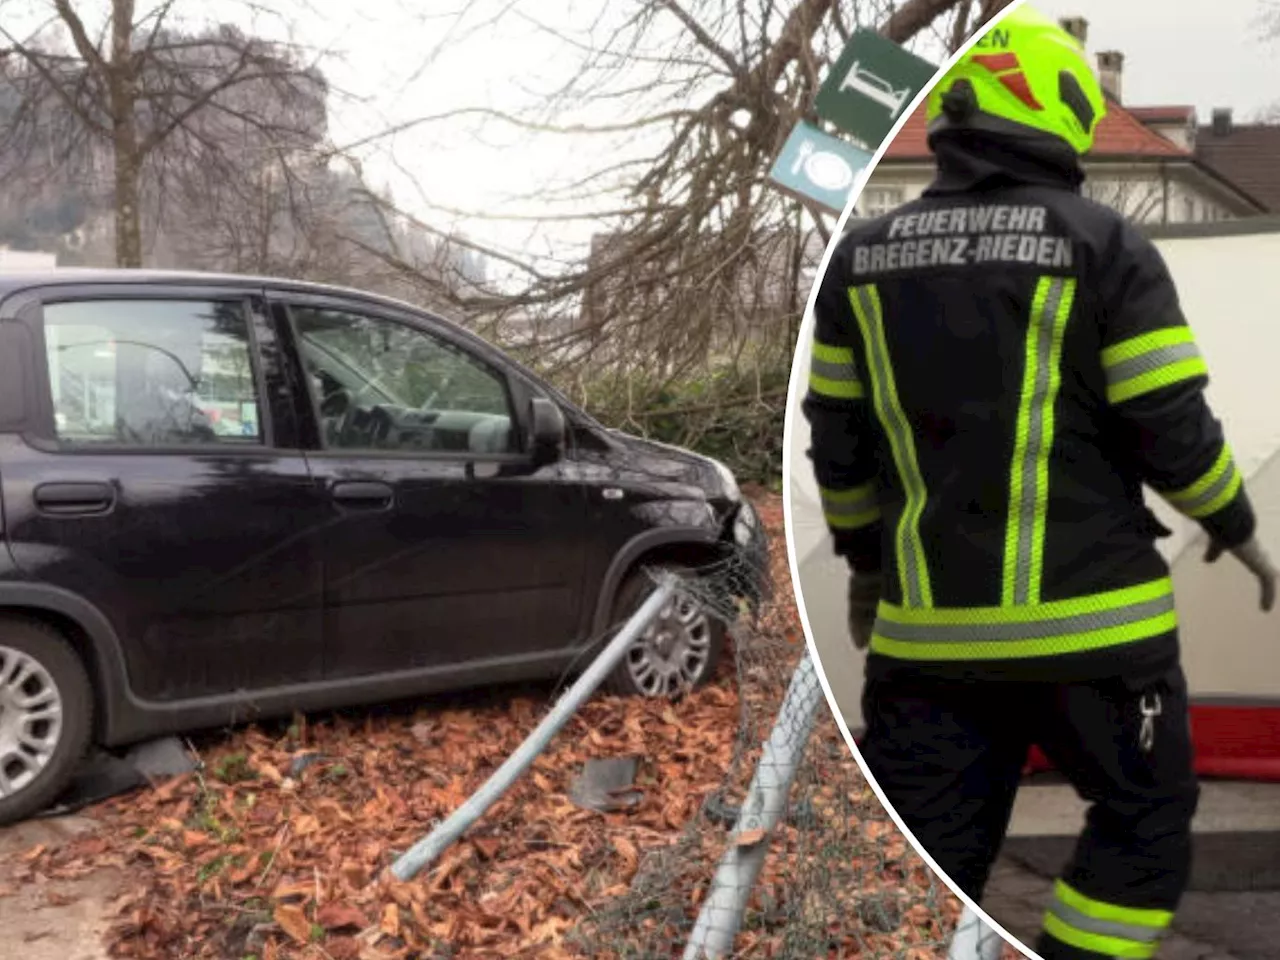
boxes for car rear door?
[267,290,590,683]
[0,282,329,702]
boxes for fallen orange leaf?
[182,830,211,849]
[273,902,311,945]
[381,902,400,938]
[316,900,368,930]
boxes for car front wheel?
[0,619,93,826]
[605,566,725,698]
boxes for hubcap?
[625,593,712,697]
[0,647,63,797]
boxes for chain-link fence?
[83,527,1016,959]
[567,549,975,959]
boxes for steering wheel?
[422,372,455,412]
[327,391,358,445]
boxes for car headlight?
[707,457,741,502]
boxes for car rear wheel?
[605,566,725,698]
[0,619,92,826]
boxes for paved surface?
[0,815,118,960]
[981,781,1280,960]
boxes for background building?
[854,17,1270,225]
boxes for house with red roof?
[1195,107,1280,214]
[853,18,1268,225]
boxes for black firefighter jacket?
[803,128,1257,684]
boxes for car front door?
[1,285,329,702]
[270,293,589,683]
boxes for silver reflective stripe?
[1105,340,1201,387]
[851,285,932,608]
[1006,278,1071,606]
[1048,900,1165,945]
[876,593,1176,643]
[1169,458,1238,517]
[810,357,862,385]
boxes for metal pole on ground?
[389,576,679,882]
[947,903,1005,960]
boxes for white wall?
[867,164,1239,225]
[0,249,57,272]
[788,222,1280,729]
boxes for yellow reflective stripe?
[878,577,1172,627]
[1054,880,1174,931]
[1160,445,1243,519]
[848,284,933,608]
[1101,327,1195,367]
[1103,327,1208,404]
[1109,358,1209,404]
[820,483,881,530]
[809,373,865,400]
[1042,913,1160,959]
[870,610,1178,661]
[809,340,865,400]
[1042,882,1173,960]
[1003,276,1076,606]
[870,578,1178,660]
[812,342,854,364]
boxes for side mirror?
[529,397,565,465]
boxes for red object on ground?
[1024,704,1280,781]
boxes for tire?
[0,619,93,826]
[604,565,725,698]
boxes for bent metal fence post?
[948,904,1006,960]
[389,574,680,882]
[682,650,825,960]
[578,550,969,959]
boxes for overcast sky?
[9,0,1279,262]
[298,0,1280,258]
[1033,0,1277,119]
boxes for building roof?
[1128,106,1196,124]
[1195,123,1280,214]
[881,95,1189,161]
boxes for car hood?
[604,429,737,501]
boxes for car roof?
[0,266,497,353]
[0,267,601,427]
[0,267,432,315]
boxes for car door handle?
[330,480,394,508]
[33,481,116,516]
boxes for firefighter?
[801,6,1278,959]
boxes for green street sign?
[814,29,939,149]
[767,120,873,215]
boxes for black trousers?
[859,663,1200,959]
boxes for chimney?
[1212,107,1234,137]
[1096,51,1124,103]
[1059,17,1089,46]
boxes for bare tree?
[0,0,327,267]
[336,0,1011,478]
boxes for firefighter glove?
[847,573,883,650]
[1205,536,1277,612]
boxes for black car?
[0,269,764,823]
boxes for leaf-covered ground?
[13,494,1020,959]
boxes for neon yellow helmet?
[925,4,1107,155]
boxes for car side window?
[42,299,264,447]
[289,305,518,455]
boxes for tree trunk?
[112,127,143,268]
[109,0,142,267]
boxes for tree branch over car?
[335,0,1011,481]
